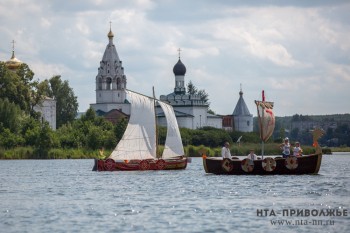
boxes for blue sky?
[1,0,349,116]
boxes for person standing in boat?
[280,137,291,158]
[221,142,232,159]
[293,142,303,157]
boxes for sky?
[1,0,349,117]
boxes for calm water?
[0,154,349,233]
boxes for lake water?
[0,153,349,233]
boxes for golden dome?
[108,29,114,38]
[5,51,22,70]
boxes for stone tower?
[90,26,130,114]
[232,86,253,132]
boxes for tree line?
[1,62,333,159]
[1,62,259,158]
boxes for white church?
[89,27,253,132]
[158,55,222,129]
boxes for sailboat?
[93,89,187,171]
[202,91,324,175]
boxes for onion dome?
[108,29,114,38]
[6,50,22,70]
[173,59,186,76]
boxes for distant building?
[96,109,128,124]
[33,97,56,130]
[232,87,253,132]
[158,53,222,129]
[222,115,233,131]
[90,27,130,115]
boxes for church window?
[117,78,121,90]
[106,78,112,90]
[247,121,250,126]
[98,78,102,90]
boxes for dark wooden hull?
[203,153,322,175]
[93,157,188,171]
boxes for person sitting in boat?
[293,142,303,157]
[221,142,232,159]
[247,149,257,160]
[280,137,291,158]
[246,149,257,165]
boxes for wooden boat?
[93,89,187,171]
[202,152,322,175]
[202,91,324,175]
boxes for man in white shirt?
[221,142,232,159]
[247,149,257,160]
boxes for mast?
[255,90,275,159]
[153,86,160,158]
[261,90,265,159]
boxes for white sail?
[109,90,156,160]
[158,101,184,159]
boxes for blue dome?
[173,59,186,76]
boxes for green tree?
[47,75,78,128]
[0,62,39,114]
[187,80,211,109]
[187,80,197,95]
[21,117,42,146]
[0,127,24,148]
[56,123,82,148]
[198,89,210,106]
[0,98,24,132]
[114,118,128,143]
[290,128,299,141]
[34,123,56,158]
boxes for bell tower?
[90,24,130,114]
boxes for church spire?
[11,40,16,59]
[233,85,251,116]
[107,21,114,44]
[173,49,186,94]
[6,39,22,70]
[173,48,186,76]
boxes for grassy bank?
[329,147,350,152]
[0,147,102,160]
[1,143,334,160]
